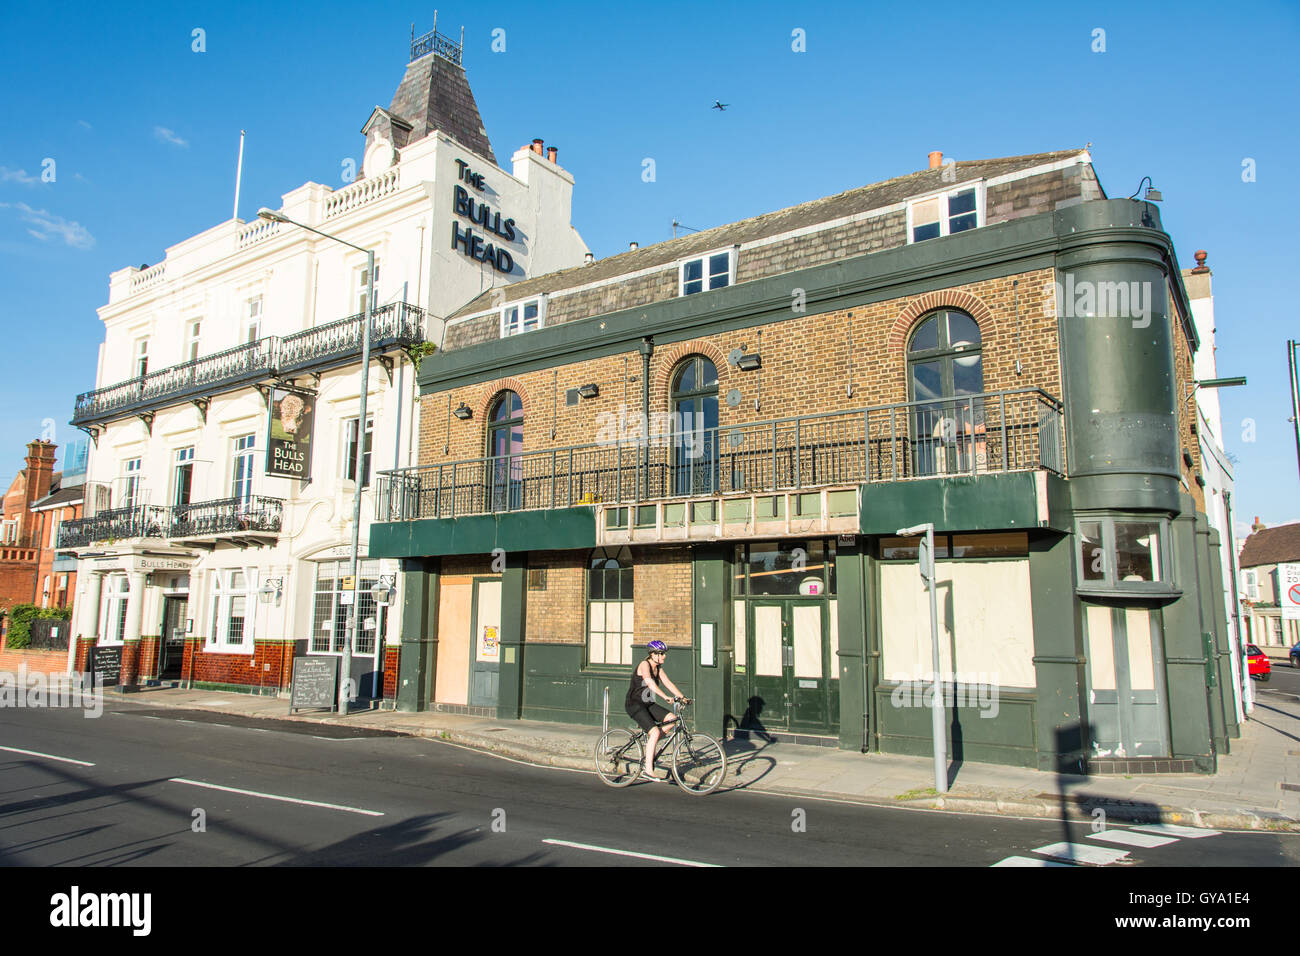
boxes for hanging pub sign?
[266,387,315,480]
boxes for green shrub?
[6,604,72,649]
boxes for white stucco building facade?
[61,29,589,697]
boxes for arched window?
[487,391,524,510]
[670,356,719,495]
[588,546,634,666]
[906,310,984,475]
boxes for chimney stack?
[546,146,558,163]
[928,150,943,170]
[530,138,544,156]
[1252,515,1266,533]
[24,440,56,507]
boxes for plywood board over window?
[880,560,1034,688]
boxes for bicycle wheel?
[671,731,726,794]
[594,729,643,788]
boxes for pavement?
[89,678,1300,834]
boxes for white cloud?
[0,166,39,185]
[0,201,94,249]
[154,126,189,148]
[77,119,92,130]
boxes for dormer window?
[680,249,736,296]
[501,297,545,337]
[907,185,983,243]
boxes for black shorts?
[626,701,670,732]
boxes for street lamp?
[259,207,373,717]
[895,522,948,794]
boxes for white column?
[123,571,146,643]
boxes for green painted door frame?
[396,557,439,713]
[496,551,528,720]
[691,545,729,739]
[834,539,869,752]
[468,577,502,708]
[1164,503,1216,771]
[1028,531,1087,772]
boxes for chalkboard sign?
[290,656,338,713]
[89,646,122,688]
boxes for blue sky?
[0,0,1296,538]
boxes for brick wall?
[634,547,692,648]
[1168,282,1205,513]
[525,550,584,644]
[383,646,399,698]
[0,646,67,675]
[182,639,294,691]
[420,269,1062,470]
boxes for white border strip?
[169,777,384,816]
[542,838,721,867]
[0,745,94,767]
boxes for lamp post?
[258,207,373,717]
[896,522,947,793]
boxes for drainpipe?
[639,336,653,500]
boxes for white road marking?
[0,745,94,767]
[542,838,721,867]
[168,778,384,816]
[1133,823,1221,838]
[1031,842,1131,865]
[1088,829,1177,848]
[992,856,1072,867]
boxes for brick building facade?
[373,147,1242,774]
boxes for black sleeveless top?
[626,659,661,709]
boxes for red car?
[1246,644,1272,682]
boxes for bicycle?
[594,699,727,795]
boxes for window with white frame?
[134,337,150,378]
[501,297,544,337]
[101,574,129,645]
[1,519,16,545]
[907,184,983,243]
[1076,516,1172,592]
[244,296,262,343]
[122,458,142,510]
[679,249,736,296]
[587,546,635,666]
[207,568,257,651]
[48,511,62,548]
[311,559,383,655]
[173,446,195,507]
[187,320,202,361]
[356,260,381,315]
[1244,569,1259,600]
[343,417,373,487]
[231,435,255,502]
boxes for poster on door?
[479,624,500,661]
[1280,563,1300,621]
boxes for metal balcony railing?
[375,388,1065,523]
[168,496,284,538]
[58,497,283,548]
[57,505,169,548]
[72,302,426,427]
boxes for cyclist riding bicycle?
[625,640,688,781]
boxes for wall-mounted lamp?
[258,578,283,606]
[736,354,762,372]
[453,403,473,420]
[577,383,599,399]
[371,574,396,606]
[1128,176,1162,202]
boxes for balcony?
[58,498,283,550]
[57,505,169,548]
[375,388,1065,523]
[72,302,426,430]
[169,496,284,545]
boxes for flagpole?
[233,130,246,221]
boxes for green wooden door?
[746,601,788,731]
[788,600,830,734]
[469,578,502,708]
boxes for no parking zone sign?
[1280,563,1300,621]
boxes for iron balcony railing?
[72,302,426,427]
[168,495,284,538]
[57,505,169,548]
[58,497,284,548]
[375,388,1065,523]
